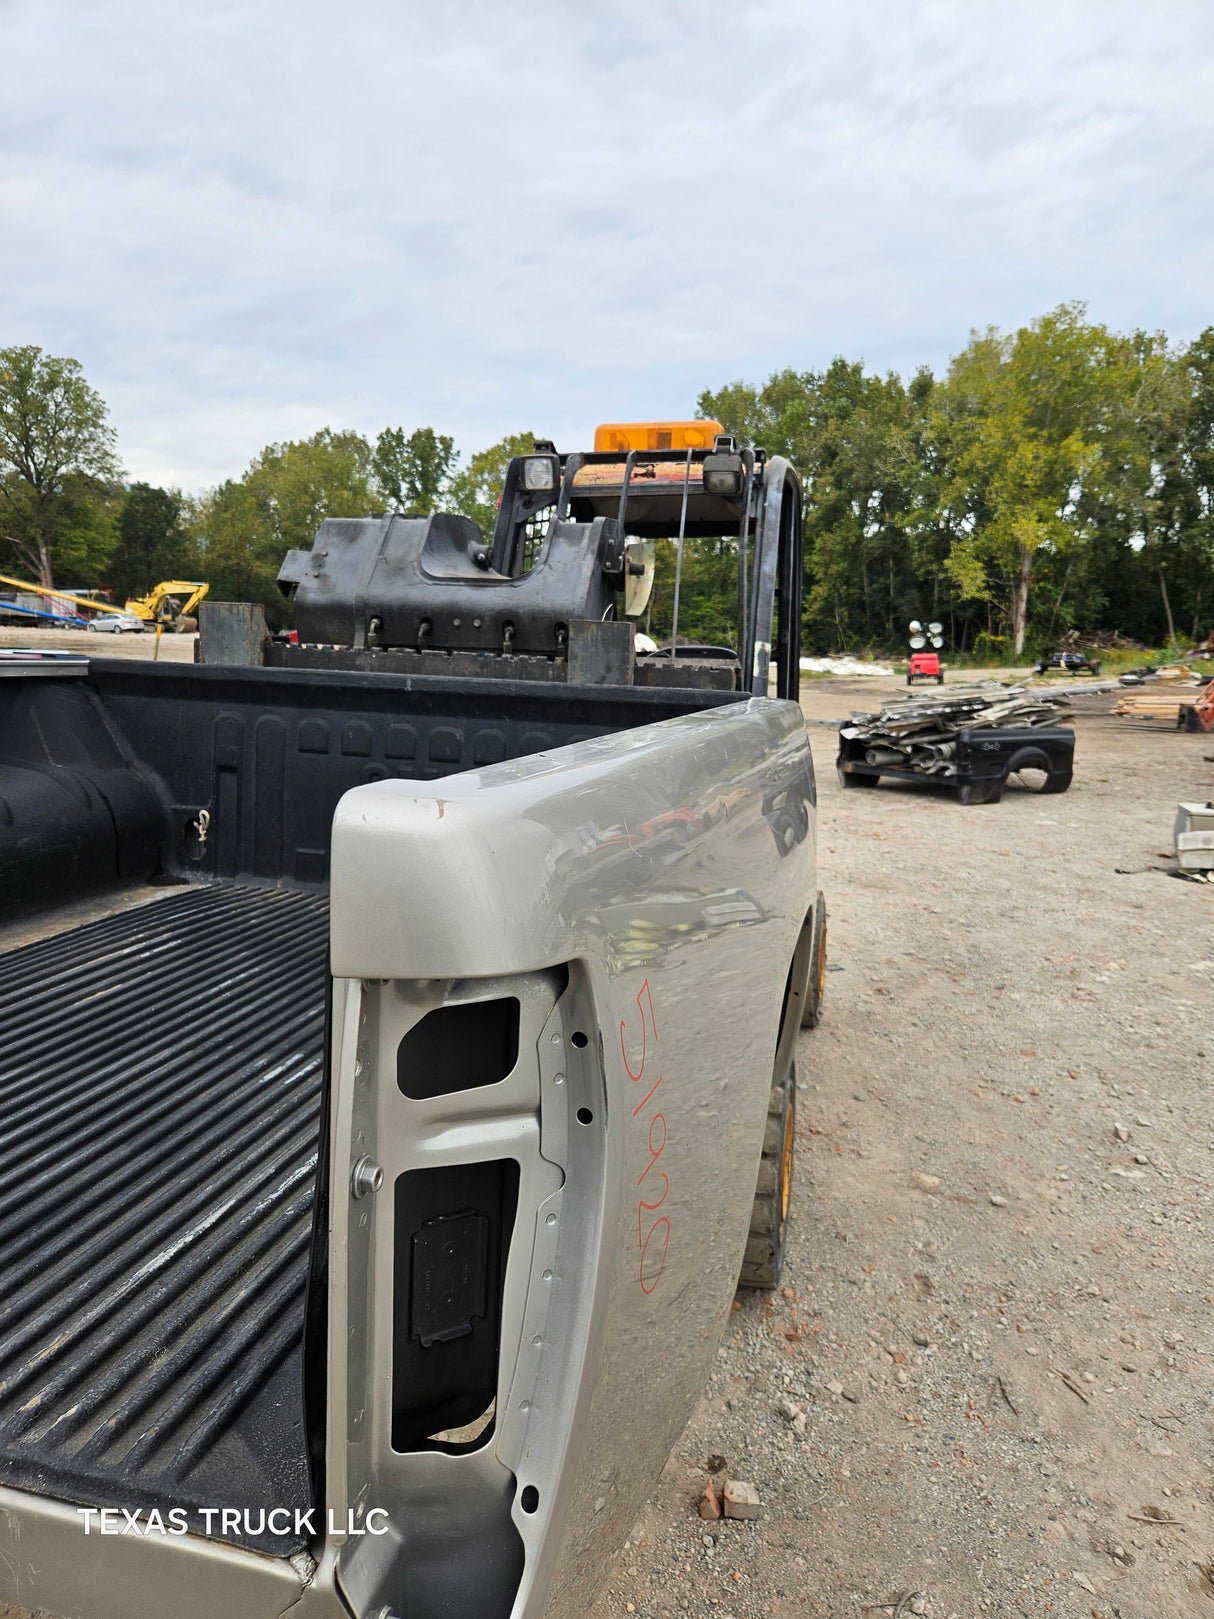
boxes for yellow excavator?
[124,581,209,631]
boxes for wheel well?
[1005,747,1051,776]
[774,905,815,1079]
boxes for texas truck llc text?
[76,1507,391,1537]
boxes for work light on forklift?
[522,456,557,492]
[593,420,725,453]
[702,434,744,496]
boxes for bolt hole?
[519,1485,539,1514]
[570,1031,588,1048]
[576,1107,594,1125]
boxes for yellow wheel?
[739,1058,796,1290]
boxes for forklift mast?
[274,424,802,698]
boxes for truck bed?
[0,661,746,1559]
[0,883,328,1553]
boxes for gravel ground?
[0,625,197,660]
[587,678,1214,1619]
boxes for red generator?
[907,620,945,684]
[908,650,942,685]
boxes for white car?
[87,613,145,633]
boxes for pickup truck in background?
[0,425,824,1619]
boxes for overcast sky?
[2,0,1213,491]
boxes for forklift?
[273,421,805,700]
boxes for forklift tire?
[739,1059,795,1291]
[800,891,827,1029]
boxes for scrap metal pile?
[840,682,1071,778]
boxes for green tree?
[188,480,279,617]
[702,310,1214,659]
[109,483,196,602]
[0,345,121,587]
[190,428,374,625]
[646,536,739,647]
[446,432,542,540]
[932,304,1153,656]
[1177,328,1214,640]
[243,428,374,553]
[372,426,456,513]
[1132,330,1214,644]
[701,363,939,653]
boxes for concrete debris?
[721,1479,762,1520]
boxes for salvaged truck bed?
[0,655,817,1619]
[0,661,741,1556]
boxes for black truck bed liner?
[0,883,327,1553]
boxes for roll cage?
[489,440,803,700]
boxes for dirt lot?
[0,625,197,661]
[588,677,1214,1619]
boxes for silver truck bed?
[0,694,816,1619]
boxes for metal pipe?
[556,452,586,520]
[670,450,693,668]
[747,486,767,690]
[736,450,755,673]
[616,450,639,530]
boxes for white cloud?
[2,0,1213,488]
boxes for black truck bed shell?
[836,725,1075,802]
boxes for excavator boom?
[125,581,210,624]
[0,574,127,616]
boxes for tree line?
[702,303,1214,657]
[0,345,540,623]
[3,303,1212,653]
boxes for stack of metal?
[839,682,1070,778]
